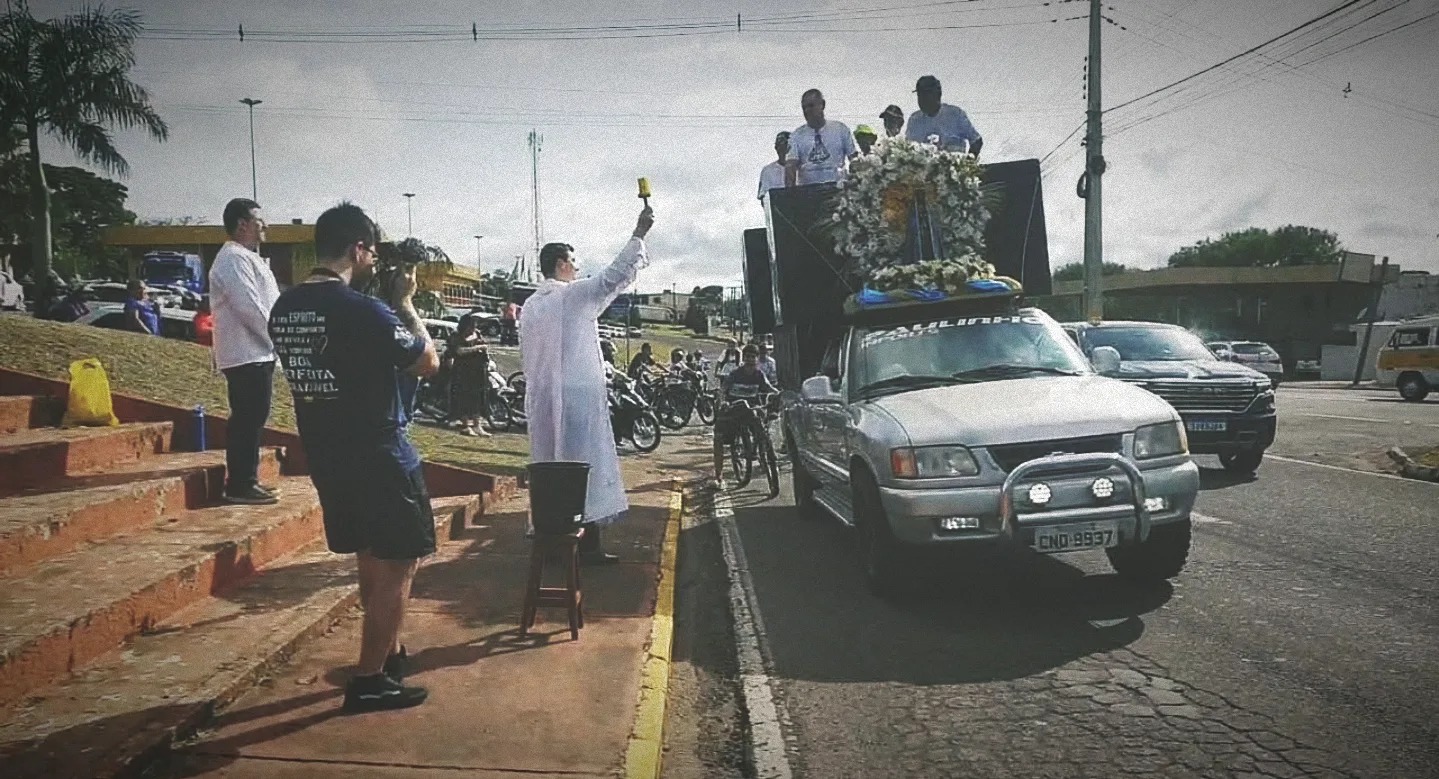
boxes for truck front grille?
[1143,381,1256,413]
[988,434,1123,473]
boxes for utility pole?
[1351,255,1390,388]
[528,130,544,261]
[473,234,484,270]
[403,193,415,236]
[239,98,262,200]
[1081,0,1106,323]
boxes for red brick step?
[0,423,173,497]
[0,494,478,779]
[0,396,60,435]
[0,449,284,576]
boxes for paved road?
[1269,385,1439,471]
[669,389,1439,778]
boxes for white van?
[1375,314,1439,402]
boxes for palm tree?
[0,1,167,305]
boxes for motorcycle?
[654,366,709,430]
[609,373,661,453]
[485,364,527,431]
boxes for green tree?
[480,268,513,301]
[0,1,167,304]
[1,160,136,280]
[1052,261,1129,282]
[1167,225,1343,268]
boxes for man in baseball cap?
[758,131,790,201]
[905,75,983,156]
[880,104,905,138]
[853,124,878,155]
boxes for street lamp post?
[239,98,262,200]
[473,234,484,270]
[403,193,415,236]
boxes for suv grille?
[1144,381,1256,413]
[988,434,1123,473]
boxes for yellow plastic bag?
[61,358,120,427]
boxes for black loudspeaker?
[742,228,777,334]
[979,159,1052,296]
[764,184,853,330]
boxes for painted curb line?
[623,479,685,779]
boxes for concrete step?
[0,494,479,779]
[0,476,323,708]
[0,449,285,577]
[0,396,61,435]
[0,423,174,498]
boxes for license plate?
[1032,522,1118,553]
[1186,419,1228,432]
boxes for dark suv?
[1065,321,1276,475]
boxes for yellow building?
[417,262,481,308]
[103,223,316,286]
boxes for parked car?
[76,302,197,340]
[1067,321,1276,476]
[628,326,643,337]
[1206,340,1283,387]
[0,269,24,311]
[1375,314,1439,402]
[422,318,458,344]
[81,281,184,309]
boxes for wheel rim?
[633,415,659,449]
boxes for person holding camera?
[269,202,440,713]
[521,205,655,565]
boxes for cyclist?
[712,344,776,489]
[715,338,742,378]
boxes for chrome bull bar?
[998,452,1151,547]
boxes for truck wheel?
[852,471,912,600]
[1398,373,1430,402]
[787,431,821,519]
[1219,450,1264,475]
[1105,519,1191,582]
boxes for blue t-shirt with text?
[269,280,427,471]
[124,298,159,335]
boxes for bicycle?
[717,386,780,498]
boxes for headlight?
[891,446,980,479]
[1133,421,1187,459]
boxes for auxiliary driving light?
[1090,477,1116,500]
[1144,496,1168,512]
[1027,483,1052,505]
[938,516,981,531]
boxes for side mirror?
[801,375,841,404]
[1091,346,1122,375]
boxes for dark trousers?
[223,361,275,491]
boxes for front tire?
[1398,373,1431,402]
[1106,519,1191,582]
[631,411,661,453]
[1219,450,1264,475]
[759,428,780,499]
[729,426,754,487]
[852,470,911,600]
[696,393,716,425]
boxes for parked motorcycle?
[485,364,527,431]
[609,373,661,453]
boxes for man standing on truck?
[880,104,905,138]
[757,131,790,200]
[785,89,855,187]
[905,75,983,157]
[210,198,282,506]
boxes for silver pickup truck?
[783,303,1201,597]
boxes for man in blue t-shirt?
[123,280,160,335]
[269,202,439,713]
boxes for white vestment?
[520,237,648,525]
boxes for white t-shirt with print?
[786,121,855,185]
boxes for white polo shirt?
[209,240,281,370]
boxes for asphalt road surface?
[665,387,1439,778]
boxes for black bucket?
[527,461,590,535]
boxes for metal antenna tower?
[527,129,544,282]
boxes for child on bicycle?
[713,343,777,490]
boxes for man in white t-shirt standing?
[209,198,282,505]
[756,131,789,201]
[785,88,855,187]
[905,75,983,157]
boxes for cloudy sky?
[30,0,1439,292]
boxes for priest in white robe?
[520,206,655,564]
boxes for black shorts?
[310,460,436,560]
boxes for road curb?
[623,479,685,779]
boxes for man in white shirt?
[756,340,778,384]
[209,198,282,505]
[905,75,983,157]
[757,131,790,201]
[785,89,855,187]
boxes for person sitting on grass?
[712,344,777,491]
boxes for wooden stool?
[520,527,585,640]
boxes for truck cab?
[141,251,206,295]
[784,299,1201,597]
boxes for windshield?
[1086,326,1216,362]
[143,261,189,280]
[855,312,1090,397]
[1230,342,1276,356]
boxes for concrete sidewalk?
[167,454,705,779]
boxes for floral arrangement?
[830,138,996,294]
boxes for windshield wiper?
[950,364,1084,381]
[856,374,960,397]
